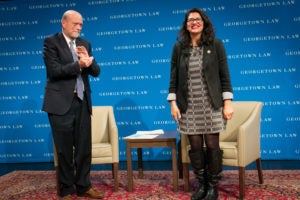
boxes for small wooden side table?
[125,130,179,192]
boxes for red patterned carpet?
[0,170,299,200]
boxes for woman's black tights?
[188,133,220,152]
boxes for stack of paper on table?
[125,129,164,139]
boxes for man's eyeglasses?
[187,18,203,23]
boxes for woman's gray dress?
[178,47,226,135]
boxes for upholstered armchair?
[180,101,263,199]
[90,106,119,191]
[54,106,119,194]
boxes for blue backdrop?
[0,0,299,163]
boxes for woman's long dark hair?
[177,8,215,47]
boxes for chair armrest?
[237,102,263,166]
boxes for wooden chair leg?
[256,158,264,184]
[177,139,183,179]
[112,163,119,192]
[183,163,190,192]
[238,167,245,200]
[55,166,60,196]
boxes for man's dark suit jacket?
[42,33,100,115]
[168,39,232,113]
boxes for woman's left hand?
[223,100,234,120]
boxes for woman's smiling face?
[186,12,204,36]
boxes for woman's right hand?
[170,101,181,123]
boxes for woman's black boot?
[189,150,207,200]
[203,148,223,200]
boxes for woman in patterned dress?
[167,8,234,200]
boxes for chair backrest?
[220,101,262,142]
[91,106,115,144]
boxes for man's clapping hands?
[76,46,94,68]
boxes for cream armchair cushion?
[180,101,263,199]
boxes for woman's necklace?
[191,46,200,56]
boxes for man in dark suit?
[42,10,103,199]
